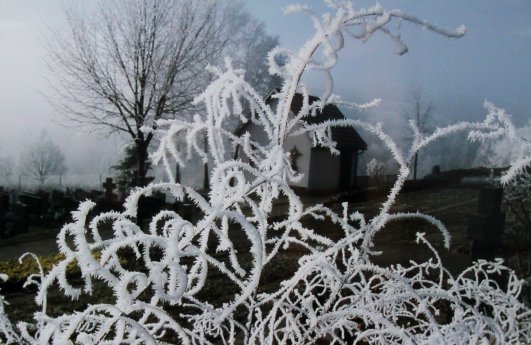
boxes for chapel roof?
[236,91,368,150]
[289,93,367,150]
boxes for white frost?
[0,1,528,344]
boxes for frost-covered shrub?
[0,1,530,344]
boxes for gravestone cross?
[103,178,116,201]
[289,146,302,172]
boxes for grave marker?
[467,186,505,261]
[0,187,7,212]
[103,177,116,201]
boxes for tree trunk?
[413,151,419,181]
[176,164,181,184]
[136,141,149,187]
[203,135,209,191]
[203,162,209,191]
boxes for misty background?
[1,0,530,188]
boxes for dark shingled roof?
[289,93,367,150]
[236,92,368,151]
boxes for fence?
[8,173,113,191]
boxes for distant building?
[235,93,367,193]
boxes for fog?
[0,0,530,187]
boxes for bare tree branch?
[47,0,276,186]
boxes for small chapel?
[235,93,368,194]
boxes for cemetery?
[0,0,529,343]
[0,168,509,246]
[0,167,529,325]
[0,177,168,247]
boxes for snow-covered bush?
[0,1,530,344]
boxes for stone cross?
[289,146,302,172]
[103,177,116,201]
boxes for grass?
[0,187,485,326]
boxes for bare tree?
[20,134,66,185]
[403,90,434,180]
[230,21,282,98]
[48,0,276,187]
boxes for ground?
[0,186,485,323]
[301,187,479,273]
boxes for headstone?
[467,186,505,261]
[18,192,43,224]
[2,202,29,237]
[74,188,91,201]
[90,190,104,201]
[51,190,65,204]
[424,165,441,180]
[103,178,117,201]
[95,182,121,214]
[3,211,15,237]
[8,189,16,207]
[13,202,28,234]
[0,188,9,213]
[137,195,166,230]
[60,196,78,220]
[37,190,51,223]
[0,187,8,213]
[476,187,503,216]
[174,201,193,222]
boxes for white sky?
[0,0,530,177]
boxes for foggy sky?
[0,0,530,180]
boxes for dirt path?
[0,226,61,260]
